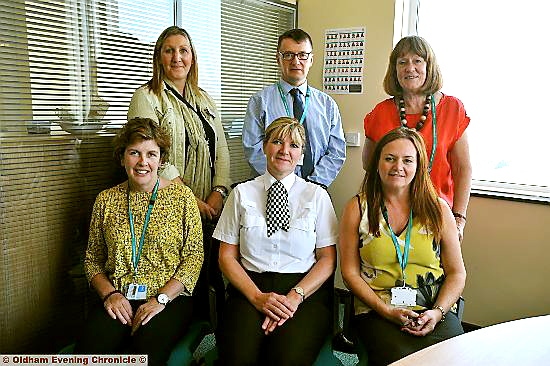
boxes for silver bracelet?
[432,305,446,322]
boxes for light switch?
[344,132,361,147]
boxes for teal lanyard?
[276,82,310,124]
[428,94,437,172]
[382,205,413,283]
[128,179,159,277]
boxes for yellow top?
[355,195,444,315]
[85,182,204,296]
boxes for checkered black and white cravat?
[266,181,290,237]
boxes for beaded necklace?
[399,94,432,130]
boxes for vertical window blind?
[180,0,296,183]
[0,0,295,353]
[219,0,295,183]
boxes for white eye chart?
[323,27,366,94]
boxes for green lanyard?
[128,179,159,277]
[382,205,413,283]
[276,82,310,124]
[428,94,437,172]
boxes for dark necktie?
[266,181,290,237]
[289,88,313,178]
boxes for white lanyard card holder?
[391,286,417,307]
[125,283,148,300]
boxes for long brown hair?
[361,127,442,240]
[147,26,199,96]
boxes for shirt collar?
[279,79,308,96]
[264,171,296,193]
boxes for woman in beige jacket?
[128,26,231,323]
[128,26,230,220]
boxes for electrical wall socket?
[344,132,361,147]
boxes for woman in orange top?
[363,36,471,241]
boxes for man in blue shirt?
[242,28,346,187]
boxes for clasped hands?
[253,290,303,335]
[387,306,441,337]
[103,292,165,335]
[197,191,224,221]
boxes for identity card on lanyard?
[277,82,310,166]
[124,178,159,300]
[382,206,417,307]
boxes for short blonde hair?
[263,117,306,150]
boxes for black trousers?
[74,295,193,366]
[193,221,225,328]
[217,271,332,366]
[355,309,464,366]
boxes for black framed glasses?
[278,51,312,61]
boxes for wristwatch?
[292,286,305,302]
[156,293,170,306]
[212,186,227,199]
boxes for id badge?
[390,286,417,307]
[125,283,148,300]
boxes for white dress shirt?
[213,172,338,273]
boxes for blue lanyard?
[382,205,413,283]
[276,82,310,124]
[128,179,159,277]
[428,94,437,172]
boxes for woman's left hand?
[401,309,441,336]
[196,198,217,221]
[205,190,224,219]
[130,298,166,335]
[261,291,302,335]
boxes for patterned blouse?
[355,194,445,315]
[84,182,204,297]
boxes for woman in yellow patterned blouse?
[339,127,466,366]
[75,117,203,366]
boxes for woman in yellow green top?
[339,127,466,366]
[75,118,203,366]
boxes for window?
[399,0,549,202]
[180,0,296,183]
[0,0,295,352]
[1,0,175,352]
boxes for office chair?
[332,287,466,366]
[201,277,344,366]
[60,225,220,366]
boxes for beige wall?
[299,0,394,214]
[298,0,550,326]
